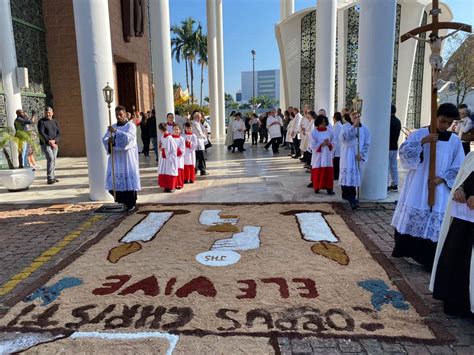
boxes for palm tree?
[171,18,200,103]
[196,25,208,106]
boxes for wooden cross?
[401,0,471,207]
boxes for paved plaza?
[0,143,473,354]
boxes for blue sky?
[169,0,474,102]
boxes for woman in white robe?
[102,106,141,211]
[339,112,370,209]
[225,111,236,150]
[391,103,465,269]
[232,113,246,153]
[157,122,178,192]
[311,115,335,194]
[172,125,185,190]
[183,122,198,183]
[431,152,474,316]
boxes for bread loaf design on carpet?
[107,242,142,264]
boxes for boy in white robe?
[172,124,185,190]
[339,112,370,210]
[183,122,197,183]
[431,152,474,316]
[102,105,141,211]
[157,122,178,193]
[392,103,465,270]
[166,113,175,134]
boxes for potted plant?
[0,128,36,191]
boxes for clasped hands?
[453,188,474,209]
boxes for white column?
[357,0,397,200]
[206,0,219,139]
[0,0,23,129]
[150,0,174,123]
[279,0,294,109]
[314,0,337,117]
[216,0,224,137]
[73,0,114,201]
[336,9,347,110]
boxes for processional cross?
[401,0,471,207]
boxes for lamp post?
[352,93,363,202]
[102,82,116,202]
[251,49,256,113]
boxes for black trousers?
[333,157,340,180]
[265,137,281,153]
[196,150,206,173]
[462,142,471,155]
[341,186,357,203]
[282,130,287,145]
[392,230,437,270]
[141,135,150,156]
[109,190,137,210]
[251,132,258,145]
[293,137,301,157]
[233,139,245,152]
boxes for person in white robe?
[172,124,185,190]
[332,112,344,180]
[183,121,198,183]
[192,111,208,175]
[339,112,371,210]
[102,105,141,211]
[311,115,335,194]
[166,113,175,134]
[292,107,303,159]
[286,111,296,156]
[232,112,246,153]
[300,111,315,168]
[430,152,474,316]
[157,122,178,192]
[265,109,283,154]
[391,103,465,270]
[225,111,236,150]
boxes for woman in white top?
[332,112,344,181]
[232,112,246,153]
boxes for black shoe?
[327,190,336,195]
[314,189,320,194]
[389,185,399,192]
[307,182,313,188]
[200,171,208,176]
[350,201,360,210]
[47,179,55,185]
[54,178,59,182]
[189,180,195,183]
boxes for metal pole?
[252,51,255,113]
[107,104,117,202]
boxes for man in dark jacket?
[14,109,32,168]
[147,109,158,161]
[388,104,401,192]
[37,107,60,184]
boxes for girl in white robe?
[311,115,335,194]
[102,106,141,211]
[392,103,465,269]
[339,112,370,209]
[157,122,178,192]
[172,124,185,190]
[183,122,197,183]
[431,152,474,316]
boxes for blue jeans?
[388,150,399,186]
[41,144,58,180]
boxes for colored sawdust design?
[311,242,350,266]
[0,204,442,353]
[358,279,409,311]
[107,242,142,264]
[199,210,239,225]
[120,212,173,243]
[25,277,82,306]
[205,223,239,233]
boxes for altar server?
[431,152,474,316]
[172,124,185,190]
[158,122,178,192]
[183,121,197,183]
[392,103,465,270]
[166,112,175,134]
[311,115,335,195]
[103,105,141,211]
[339,111,371,210]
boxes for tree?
[249,96,279,109]
[196,25,208,107]
[239,103,251,109]
[441,33,474,106]
[171,18,200,103]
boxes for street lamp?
[102,82,117,203]
[251,49,256,113]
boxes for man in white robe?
[392,103,465,270]
[339,112,370,210]
[431,152,474,316]
[103,105,141,211]
[265,109,283,154]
